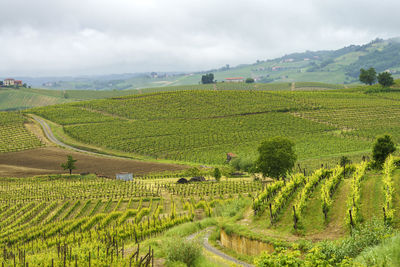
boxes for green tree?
[201,73,214,84]
[245,77,254,83]
[340,156,351,178]
[214,168,221,182]
[377,72,394,87]
[359,68,377,85]
[373,135,396,167]
[61,155,77,175]
[255,137,297,179]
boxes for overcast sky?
[1,0,399,76]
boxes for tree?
[201,73,214,84]
[359,68,377,85]
[61,155,77,175]
[214,168,221,182]
[377,72,394,87]
[340,156,351,178]
[372,135,396,167]
[245,78,254,83]
[255,137,297,179]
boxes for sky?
[1,0,400,76]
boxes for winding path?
[30,115,117,158]
[188,227,254,267]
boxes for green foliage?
[256,137,297,179]
[340,156,351,168]
[255,249,304,267]
[0,112,44,152]
[345,162,367,229]
[382,155,396,225]
[355,233,400,266]
[372,135,396,167]
[201,73,214,84]
[318,219,393,263]
[377,71,395,87]
[213,168,221,181]
[164,238,202,267]
[212,196,249,218]
[61,155,77,175]
[184,167,201,177]
[230,157,255,172]
[255,219,392,266]
[359,67,377,85]
[245,77,254,83]
[321,166,344,221]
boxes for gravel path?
[188,227,254,267]
[31,115,119,158]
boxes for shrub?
[164,238,202,267]
[230,157,255,172]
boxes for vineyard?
[0,112,44,153]
[28,88,400,165]
[0,174,262,266]
[0,159,399,266]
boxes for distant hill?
[16,37,400,90]
[0,88,142,111]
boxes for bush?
[230,157,255,172]
[355,234,400,266]
[317,219,393,263]
[164,238,202,267]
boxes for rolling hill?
[31,37,400,90]
[28,82,400,169]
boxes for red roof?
[5,78,14,81]
[225,77,244,80]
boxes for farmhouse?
[3,78,15,86]
[225,77,244,83]
[2,78,23,87]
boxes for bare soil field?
[0,147,186,178]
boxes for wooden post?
[383,207,387,224]
[269,203,273,225]
[152,248,154,267]
[293,206,297,230]
[88,252,91,267]
[349,209,354,234]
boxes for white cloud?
[0,0,399,76]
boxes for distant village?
[0,78,27,88]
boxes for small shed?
[116,172,133,181]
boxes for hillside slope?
[29,85,400,166]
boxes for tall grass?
[355,234,400,266]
